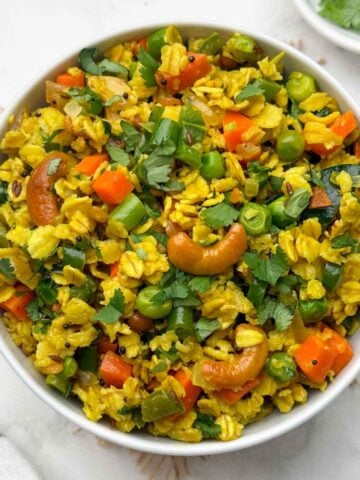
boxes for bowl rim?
[293,0,360,54]
[0,19,360,456]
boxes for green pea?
[299,298,328,324]
[268,196,293,228]
[200,151,225,180]
[135,286,172,319]
[239,202,272,236]
[167,307,194,340]
[265,352,297,382]
[286,72,317,103]
[276,130,305,163]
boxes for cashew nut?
[193,324,268,390]
[167,223,247,276]
[26,151,71,226]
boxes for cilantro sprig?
[93,289,124,324]
[319,0,360,32]
[244,247,289,286]
[258,297,294,331]
[200,202,239,229]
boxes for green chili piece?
[253,78,281,101]
[128,61,138,79]
[276,130,305,163]
[268,196,293,228]
[63,245,86,271]
[265,352,297,382]
[109,193,147,230]
[323,262,343,292]
[247,278,267,307]
[239,202,272,236]
[135,286,172,319]
[176,142,202,169]
[0,223,9,247]
[78,346,98,373]
[150,118,181,146]
[167,306,194,340]
[197,32,223,55]
[200,151,225,180]
[141,389,184,422]
[284,188,311,219]
[299,298,328,323]
[286,72,317,103]
[46,374,72,397]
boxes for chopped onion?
[64,99,83,118]
[77,370,98,389]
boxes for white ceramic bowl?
[293,0,360,54]
[0,21,359,456]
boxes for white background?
[0,1,359,479]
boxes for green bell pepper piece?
[179,104,205,126]
[197,32,223,55]
[167,306,194,340]
[109,193,147,230]
[141,389,184,422]
[46,374,72,397]
[78,346,98,373]
[323,262,343,292]
[176,142,202,169]
[284,188,311,219]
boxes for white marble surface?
[0,0,360,478]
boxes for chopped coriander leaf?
[105,143,130,166]
[152,280,189,305]
[310,168,325,189]
[200,202,239,229]
[188,276,212,294]
[93,288,124,324]
[68,87,103,116]
[195,317,220,342]
[150,361,168,373]
[42,129,63,153]
[235,82,265,102]
[0,181,8,205]
[331,233,358,249]
[194,413,221,439]
[26,299,43,322]
[47,158,61,176]
[119,120,142,147]
[0,258,15,279]
[244,247,289,286]
[79,47,128,77]
[319,0,360,32]
[118,405,145,429]
[258,297,294,331]
[156,345,180,362]
[35,278,57,305]
[137,48,158,87]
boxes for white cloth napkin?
[0,436,40,480]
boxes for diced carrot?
[174,369,202,412]
[109,261,120,278]
[0,285,35,321]
[133,36,148,55]
[100,351,133,388]
[158,96,183,106]
[307,111,357,156]
[295,334,337,384]
[167,370,202,421]
[330,111,357,139]
[309,186,332,209]
[97,336,117,355]
[56,72,85,87]
[223,111,254,152]
[321,327,353,375]
[92,170,134,204]
[229,187,242,204]
[215,376,261,405]
[155,53,211,94]
[76,153,109,175]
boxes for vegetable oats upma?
[0,26,359,442]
